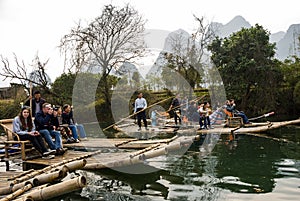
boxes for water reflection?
[59,127,300,200]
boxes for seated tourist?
[62,104,87,142]
[222,100,232,118]
[34,103,65,155]
[12,106,55,157]
[226,99,250,124]
[51,106,75,143]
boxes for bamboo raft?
[114,118,300,136]
[196,118,300,134]
[1,116,299,200]
[0,159,87,201]
[0,135,198,200]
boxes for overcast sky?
[1,0,300,87]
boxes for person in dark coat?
[34,103,65,155]
[25,90,46,117]
[169,94,181,125]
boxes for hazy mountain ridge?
[213,15,252,38]
[119,16,300,80]
[276,24,300,60]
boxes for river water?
[49,126,300,200]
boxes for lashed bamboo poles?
[103,96,175,131]
[0,170,67,200]
[0,159,86,196]
[11,152,97,185]
[83,136,196,170]
[0,183,33,201]
[14,176,87,201]
[0,180,37,196]
[8,169,35,181]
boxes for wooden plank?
[0,171,23,189]
[63,138,133,149]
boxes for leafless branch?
[0,53,51,91]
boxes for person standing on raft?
[134,92,149,131]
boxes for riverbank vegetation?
[1,3,300,124]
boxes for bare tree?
[0,53,52,92]
[191,15,216,67]
[163,16,216,96]
[60,4,146,106]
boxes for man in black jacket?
[169,94,181,125]
[34,103,65,155]
[25,90,46,117]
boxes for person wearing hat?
[25,90,46,117]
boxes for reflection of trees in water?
[214,135,284,193]
[79,131,299,200]
[275,127,300,160]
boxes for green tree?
[294,81,300,110]
[208,24,282,114]
[51,73,76,105]
[132,71,140,88]
[279,56,300,114]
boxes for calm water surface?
[54,126,300,201]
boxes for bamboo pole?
[129,144,161,158]
[22,176,87,201]
[0,180,37,196]
[166,95,206,113]
[0,169,69,196]
[240,132,295,143]
[115,139,139,147]
[8,169,35,181]
[103,96,175,131]
[60,159,87,172]
[33,170,67,186]
[0,183,33,201]
[11,157,91,185]
[84,136,196,170]
[141,138,194,159]
[248,111,275,121]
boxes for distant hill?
[144,29,170,50]
[213,15,251,38]
[275,24,300,60]
[115,16,300,80]
[270,31,285,43]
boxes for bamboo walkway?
[1,118,299,200]
[20,136,183,170]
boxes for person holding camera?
[34,103,65,155]
[12,106,55,157]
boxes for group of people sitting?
[168,94,215,129]
[12,91,87,158]
[169,94,251,130]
